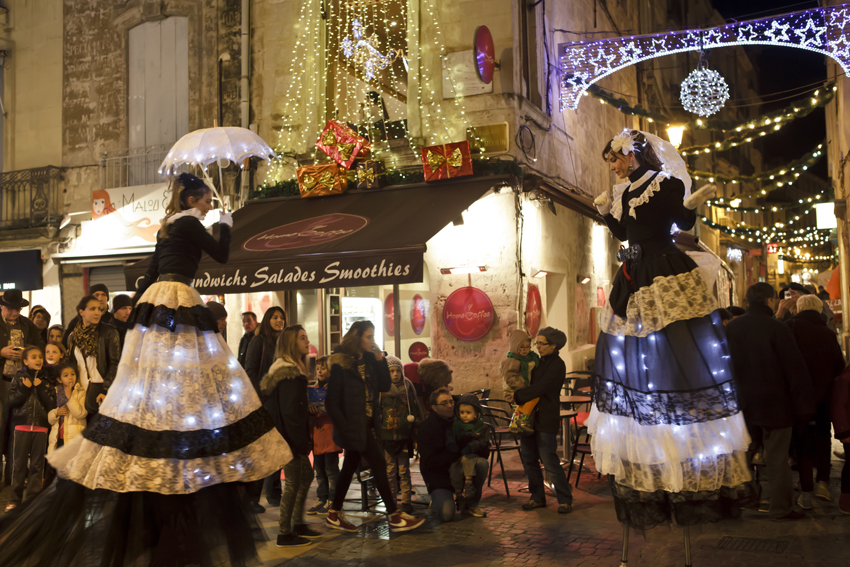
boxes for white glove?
[683,184,716,210]
[219,211,233,227]
[594,192,611,216]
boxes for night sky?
[710,0,828,182]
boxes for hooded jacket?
[8,366,56,428]
[379,377,423,441]
[501,330,538,397]
[325,350,391,452]
[453,393,490,459]
[260,358,312,457]
[48,382,88,452]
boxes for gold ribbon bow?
[321,129,337,147]
[426,147,464,171]
[357,168,376,184]
[338,143,355,161]
[317,170,336,190]
[302,174,318,192]
[447,148,463,169]
[302,170,337,193]
[426,150,446,170]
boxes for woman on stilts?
[0,173,293,567]
[591,130,753,566]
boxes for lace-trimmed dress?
[0,210,293,567]
[589,166,752,530]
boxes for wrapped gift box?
[420,140,473,182]
[297,164,349,198]
[316,120,371,169]
[355,160,386,190]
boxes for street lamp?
[666,125,685,149]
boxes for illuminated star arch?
[559,4,850,111]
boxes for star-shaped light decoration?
[794,17,826,48]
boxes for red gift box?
[297,164,349,198]
[420,141,473,182]
[315,120,371,169]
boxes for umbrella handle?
[200,168,228,212]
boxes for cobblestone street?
[239,451,850,567]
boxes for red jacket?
[832,365,850,441]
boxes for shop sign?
[766,243,779,254]
[84,184,168,249]
[409,341,429,362]
[243,213,369,251]
[474,25,496,85]
[525,285,542,336]
[125,252,423,294]
[442,286,495,342]
[411,293,428,335]
[385,293,395,335]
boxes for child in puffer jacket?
[501,330,540,432]
[831,364,850,515]
[6,346,56,512]
[379,355,424,513]
[448,393,490,516]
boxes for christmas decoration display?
[420,141,473,182]
[587,83,835,136]
[559,4,850,110]
[355,160,387,189]
[315,120,371,169]
[680,60,730,116]
[297,164,349,198]
[342,18,406,80]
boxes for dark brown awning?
[125,175,510,294]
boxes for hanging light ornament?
[680,51,730,117]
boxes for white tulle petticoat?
[47,280,293,495]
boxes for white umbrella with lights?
[159,127,276,207]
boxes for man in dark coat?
[726,282,814,520]
[108,294,133,351]
[514,326,573,514]
[237,312,258,368]
[417,389,462,522]
[0,289,46,484]
[785,294,845,507]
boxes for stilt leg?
[683,526,692,567]
[619,523,629,567]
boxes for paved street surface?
[1,450,848,566]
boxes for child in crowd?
[43,341,67,384]
[47,325,64,345]
[501,330,540,433]
[48,363,88,453]
[379,356,423,514]
[306,356,342,516]
[5,346,56,512]
[449,394,490,516]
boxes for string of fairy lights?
[265,0,486,187]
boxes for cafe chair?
[479,401,521,498]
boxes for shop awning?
[125,175,510,294]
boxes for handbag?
[509,404,536,435]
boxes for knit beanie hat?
[207,301,228,321]
[89,283,109,296]
[537,326,567,350]
[111,294,133,312]
[385,355,403,373]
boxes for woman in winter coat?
[66,295,120,418]
[324,321,424,534]
[787,294,846,508]
[243,305,286,509]
[260,325,317,547]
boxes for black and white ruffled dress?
[589,166,752,530]
[0,209,293,567]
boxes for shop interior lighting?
[532,270,548,279]
[577,275,591,284]
[440,265,487,275]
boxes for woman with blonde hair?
[261,325,318,547]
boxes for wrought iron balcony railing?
[0,166,63,230]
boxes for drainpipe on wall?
[240,0,250,206]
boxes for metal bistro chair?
[479,399,521,498]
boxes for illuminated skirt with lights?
[0,280,293,567]
[587,251,754,530]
